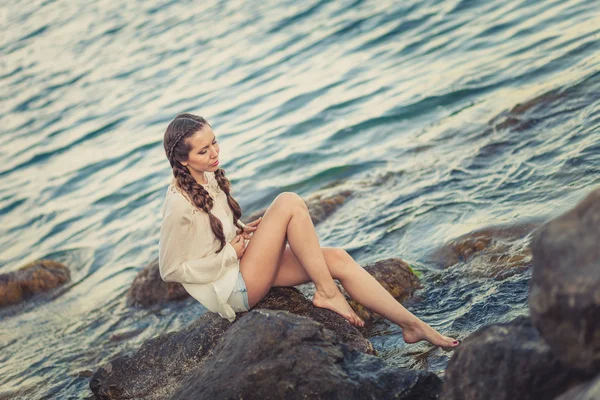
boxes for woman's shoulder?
[165,178,207,218]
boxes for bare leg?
[240,192,364,326]
[273,246,459,348]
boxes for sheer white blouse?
[158,171,247,322]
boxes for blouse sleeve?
[159,195,238,284]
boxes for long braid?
[163,113,243,253]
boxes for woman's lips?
[211,160,219,166]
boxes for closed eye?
[200,140,217,154]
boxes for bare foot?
[313,289,365,327]
[401,319,460,350]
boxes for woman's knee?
[274,192,308,213]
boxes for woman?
[159,113,459,349]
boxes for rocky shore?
[3,181,598,399]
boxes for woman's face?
[181,125,220,174]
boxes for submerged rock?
[529,188,600,371]
[171,309,443,400]
[234,286,375,355]
[441,316,591,400]
[430,221,539,280]
[0,259,70,307]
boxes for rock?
[430,221,540,280]
[91,290,376,399]
[555,374,600,400]
[529,188,600,371]
[89,312,231,400]
[0,259,70,307]
[241,286,375,355]
[171,309,443,400]
[126,258,189,307]
[440,316,591,400]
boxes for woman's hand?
[237,217,263,240]
[229,235,246,259]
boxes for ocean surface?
[1,0,599,398]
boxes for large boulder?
[529,188,600,371]
[0,259,70,307]
[171,309,443,400]
[91,288,375,400]
[440,316,591,400]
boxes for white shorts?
[226,270,250,312]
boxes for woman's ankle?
[314,284,339,299]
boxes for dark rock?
[0,259,70,307]
[529,188,600,371]
[171,309,442,400]
[91,290,376,399]
[126,258,189,307]
[440,316,591,400]
[555,374,600,400]
[89,312,230,400]
[244,286,375,355]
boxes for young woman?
[159,113,459,349]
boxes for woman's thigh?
[271,245,349,288]
[239,192,306,308]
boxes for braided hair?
[163,113,244,253]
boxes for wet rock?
[171,309,443,400]
[241,286,375,355]
[0,259,70,307]
[430,221,540,280]
[244,189,354,226]
[126,258,189,307]
[529,188,600,371]
[89,312,231,400]
[555,374,600,400]
[441,316,591,400]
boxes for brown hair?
[163,113,243,253]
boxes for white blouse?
[158,171,247,322]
